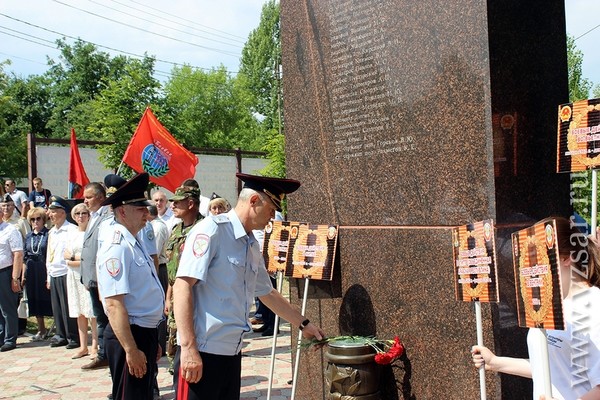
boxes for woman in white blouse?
[64,203,98,359]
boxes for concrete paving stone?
[1,325,295,399]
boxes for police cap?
[48,195,70,212]
[104,174,127,196]
[236,173,301,211]
[100,173,152,208]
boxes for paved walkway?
[0,325,294,400]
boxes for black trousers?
[49,275,78,343]
[89,286,109,360]
[105,323,158,400]
[173,348,242,400]
[157,264,168,356]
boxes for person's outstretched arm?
[471,345,532,378]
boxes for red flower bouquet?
[373,336,404,365]
[306,335,405,365]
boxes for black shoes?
[66,342,80,349]
[0,343,16,352]
[50,339,68,347]
[261,328,280,337]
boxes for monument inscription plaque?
[282,0,569,398]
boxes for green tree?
[87,56,160,170]
[161,65,262,150]
[44,39,131,138]
[0,62,50,178]
[0,61,26,178]
[567,35,592,102]
[238,0,284,177]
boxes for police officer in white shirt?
[96,173,165,400]
[173,173,325,399]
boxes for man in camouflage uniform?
[164,185,203,373]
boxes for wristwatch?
[299,319,310,330]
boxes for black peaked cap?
[236,173,301,211]
[100,173,152,208]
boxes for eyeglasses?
[30,217,43,222]
[74,212,89,216]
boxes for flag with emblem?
[122,108,198,192]
[68,128,90,199]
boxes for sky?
[0,0,599,88]
[0,0,267,79]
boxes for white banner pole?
[474,301,487,400]
[266,271,284,400]
[290,277,310,400]
[530,328,553,397]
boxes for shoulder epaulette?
[213,214,230,224]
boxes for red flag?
[68,128,90,199]
[123,108,198,192]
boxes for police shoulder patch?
[213,214,230,224]
[192,234,210,257]
[105,258,122,277]
[147,229,155,241]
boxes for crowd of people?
[0,173,325,400]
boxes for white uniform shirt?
[0,221,23,269]
[46,220,75,280]
[138,222,158,257]
[159,208,180,232]
[96,218,165,328]
[150,218,169,265]
[176,210,273,355]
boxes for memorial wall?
[282,0,570,398]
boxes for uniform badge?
[112,230,122,244]
[147,229,155,241]
[192,234,210,257]
[105,258,122,277]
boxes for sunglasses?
[30,217,43,222]
[74,212,89,216]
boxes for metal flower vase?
[324,339,381,400]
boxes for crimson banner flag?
[123,108,198,192]
[68,128,90,199]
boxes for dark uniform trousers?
[173,347,242,400]
[105,323,158,400]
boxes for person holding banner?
[471,217,600,400]
[173,173,325,399]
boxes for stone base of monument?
[325,340,382,400]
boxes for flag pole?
[115,160,125,177]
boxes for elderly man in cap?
[96,173,165,400]
[46,196,79,348]
[1,194,30,240]
[173,173,326,399]
[0,194,24,352]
